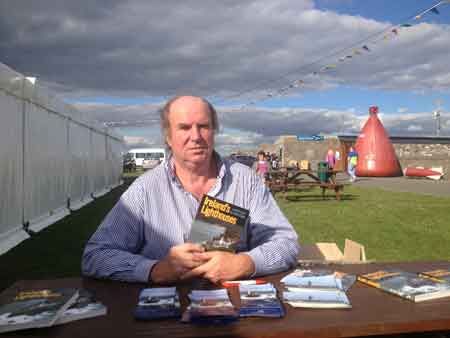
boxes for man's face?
[166,97,215,167]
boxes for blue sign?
[297,135,325,141]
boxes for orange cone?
[355,106,402,177]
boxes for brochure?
[419,268,450,283]
[283,289,351,308]
[0,288,79,333]
[55,289,106,325]
[358,269,450,302]
[281,269,356,292]
[133,287,180,320]
[183,289,238,324]
[238,283,284,318]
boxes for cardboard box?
[300,160,310,170]
[298,239,368,264]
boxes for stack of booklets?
[0,288,106,334]
[190,195,249,252]
[238,283,284,318]
[182,289,238,324]
[133,287,181,320]
[281,269,356,308]
[358,269,450,302]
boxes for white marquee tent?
[0,62,124,255]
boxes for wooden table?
[1,261,450,338]
[267,168,345,200]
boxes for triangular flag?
[430,7,440,15]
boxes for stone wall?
[273,136,346,171]
[394,143,450,180]
[261,136,450,180]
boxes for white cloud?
[1,1,450,99]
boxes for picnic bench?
[266,168,345,200]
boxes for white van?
[127,148,166,167]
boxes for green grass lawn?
[1,180,449,292]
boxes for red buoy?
[355,106,402,177]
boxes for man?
[82,96,299,284]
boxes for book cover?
[190,195,249,252]
[281,269,356,292]
[0,288,79,333]
[419,268,450,283]
[238,283,284,318]
[358,270,450,302]
[283,289,351,309]
[54,289,106,325]
[133,287,180,320]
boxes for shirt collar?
[164,151,227,183]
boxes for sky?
[1,0,450,154]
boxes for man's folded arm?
[81,184,154,282]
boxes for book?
[133,287,180,320]
[281,269,356,292]
[238,283,284,317]
[190,195,249,252]
[182,289,238,324]
[0,288,79,333]
[55,289,106,325]
[419,268,450,283]
[283,289,351,308]
[358,270,450,302]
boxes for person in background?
[271,154,278,170]
[255,150,270,182]
[82,96,299,285]
[347,147,358,182]
[325,149,336,170]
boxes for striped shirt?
[81,153,299,282]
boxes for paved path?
[342,175,450,198]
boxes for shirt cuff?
[243,247,266,277]
[134,258,158,283]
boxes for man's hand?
[150,243,207,284]
[181,251,255,284]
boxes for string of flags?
[218,0,450,110]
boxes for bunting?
[215,0,450,108]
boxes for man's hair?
[160,96,219,149]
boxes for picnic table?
[266,168,345,200]
[2,261,450,338]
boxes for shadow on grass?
[283,193,358,202]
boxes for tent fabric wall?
[0,62,124,254]
[68,121,93,211]
[0,88,29,254]
[25,102,71,232]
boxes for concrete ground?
[339,174,450,198]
